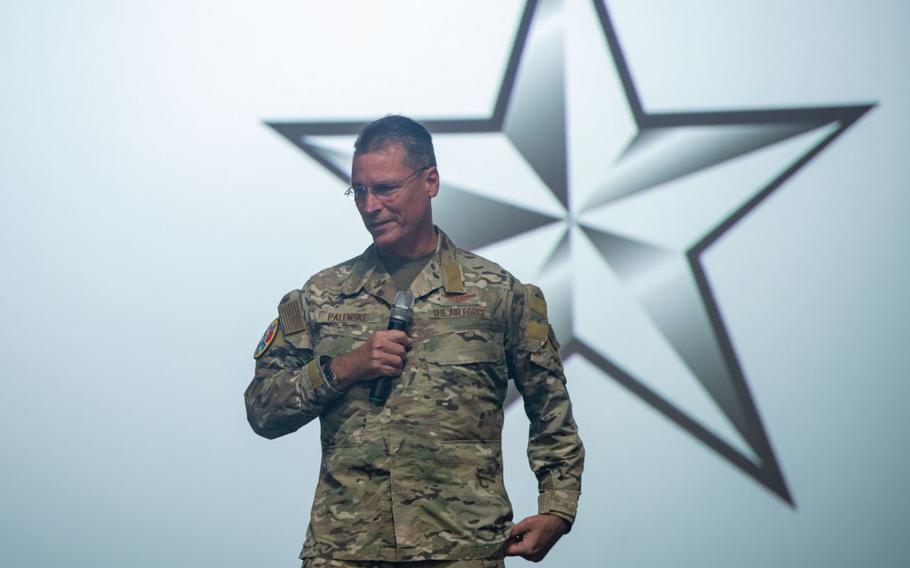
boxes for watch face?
[320,357,336,382]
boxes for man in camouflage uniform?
[245,115,584,567]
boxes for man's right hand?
[330,330,412,388]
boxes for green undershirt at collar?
[378,250,435,292]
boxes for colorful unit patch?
[254,318,279,359]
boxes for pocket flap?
[423,330,504,365]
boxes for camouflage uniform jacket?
[244,228,584,561]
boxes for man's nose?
[362,189,383,215]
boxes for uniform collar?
[340,226,466,303]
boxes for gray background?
[1,1,907,566]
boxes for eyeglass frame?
[344,166,432,200]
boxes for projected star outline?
[267,0,873,504]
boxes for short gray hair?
[353,114,436,170]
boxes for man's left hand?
[503,514,570,562]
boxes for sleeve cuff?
[538,490,580,531]
[300,356,346,402]
[317,354,347,393]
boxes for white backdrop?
[1,1,908,567]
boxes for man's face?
[351,144,438,254]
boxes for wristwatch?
[319,355,344,391]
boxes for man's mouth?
[369,220,394,231]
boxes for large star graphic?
[266,0,873,505]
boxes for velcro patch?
[316,310,379,323]
[526,321,548,344]
[442,262,465,293]
[278,290,307,336]
[429,305,490,319]
[304,358,323,389]
[254,319,279,359]
[529,295,548,317]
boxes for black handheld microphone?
[370,290,414,406]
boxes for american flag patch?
[278,291,307,336]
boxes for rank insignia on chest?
[254,318,279,359]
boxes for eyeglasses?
[344,166,430,200]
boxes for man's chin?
[370,226,401,248]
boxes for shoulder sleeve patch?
[518,283,553,352]
[529,294,547,318]
[253,318,279,359]
[278,289,307,336]
[526,320,549,344]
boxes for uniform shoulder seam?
[455,248,514,281]
[302,253,362,292]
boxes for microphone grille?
[392,290,415,311]
[390,291,415,324]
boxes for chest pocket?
[422,329,504,365]
[313,307,384,357]
[410,288,502,341]
[418,329,508,442]
[422,329,508,393]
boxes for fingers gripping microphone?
[370,291,414,406]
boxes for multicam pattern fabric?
[244,228,584,562]
[301,557,504,568]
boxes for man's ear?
[425,166,440,198]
